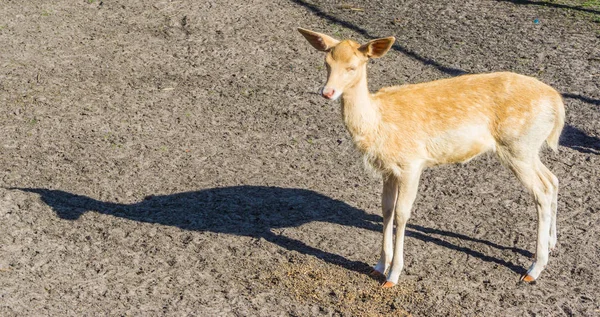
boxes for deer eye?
[346,67,356,72]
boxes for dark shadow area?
[290,0,468,76]
[406,230,527,274]
[563,93,600,106]
[560,125,600,154]
[11,186,529,275]
[497,0,600,15]
[408,224,533,258]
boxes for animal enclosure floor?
[0,0,599,316]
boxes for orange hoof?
[381,281,396,288]
[521,274,535,283]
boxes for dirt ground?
[1,0,599,316]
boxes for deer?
[297,28,565,288]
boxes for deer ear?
[359,37,395,58]
[297,28,340,52]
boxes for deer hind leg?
[372,176,398,278]
[498,148,555,282]
[382,164,422,288]
[539,163,559,252]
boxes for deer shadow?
[11,186,530,276]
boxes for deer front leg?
[372,176,398,278]
[382,166,422,288]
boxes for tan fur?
[363,72,564,171]
[298,28,565,285]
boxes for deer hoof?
[381,281,396,288]
[520,274,536,283]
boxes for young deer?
[298,28,565,288]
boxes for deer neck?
[341,75,380,145]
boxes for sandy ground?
[1,0,599,316]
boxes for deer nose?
[321,87,336,99]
